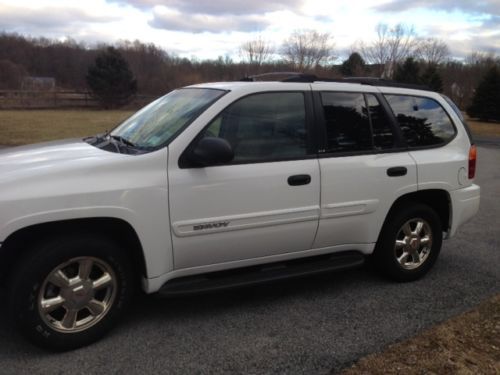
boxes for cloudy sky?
[0,0,499,60]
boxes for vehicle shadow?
[0,264,380,353]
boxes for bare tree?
[361,23,418,78]
[240,36,273,66]
[415,38,450,66]
[281,30,335,70]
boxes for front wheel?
[9,235,135,351]
[373,203,443,282]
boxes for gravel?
[0,145,498,375]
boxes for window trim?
[179,90,317,168]
[382,93,458,151]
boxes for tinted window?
[320,92,372,152]
[366,94,396,150]
[202,92,307,163]
[385,95,456,147]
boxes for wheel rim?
[394,218,433,270]
[38,257,117,333]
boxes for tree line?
[0,27,499,119]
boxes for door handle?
[288,174,311,186]
[387,166,407,177]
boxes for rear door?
[311,87,418,250]
[168,90,321,269]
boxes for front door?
[168,91,321,269]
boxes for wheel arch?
[385,189,451,234]
[0,217,147,287]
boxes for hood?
[0,139,121,181]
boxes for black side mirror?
[188,137,234,167]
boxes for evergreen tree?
[421,65,443,92]
[467,66,500,121]
[394,57,420,85]
[340,52,365,77]
[86,47,137,108]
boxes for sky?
[0,0,499,61]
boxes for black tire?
[373,203,442,282]
[8,234,135,351]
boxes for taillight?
[468,145,477,179]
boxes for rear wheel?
[9,234,135,351]
[373,203,442,281]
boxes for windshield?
[110,88,227,150]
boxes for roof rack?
[239,72,432,91]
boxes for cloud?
[374,0,500,15]
[111,0,304,15]
[0,4,117,34]
[149,8,270,33]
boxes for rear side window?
[366,94,396,150]
[385,95,456,147]
[320,92,372,152]
[201,92,308,163]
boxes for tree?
[394,57,420,85]
[416,38,450,66]
[340,52,365,77]
[240,36,273,66]
[467,66,500,121]
[0,59,27,89]
[421,64,443,92]
[86,47,137,108]
[281,30,334,70]
[360,23,417,78]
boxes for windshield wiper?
[109,135,136,148]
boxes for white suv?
[0,75,480,350]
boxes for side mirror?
[188,137,234,167]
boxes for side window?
[201,92,307,163]
[385,95,456,147]
[320,92,372,152]
[365,94,396,150]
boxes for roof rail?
[240,72,313,82]
[239,72,432,91]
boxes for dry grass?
[0,109,134,146]
[466,117,500,138]
[341,295,500,375]
[0,109,499,146]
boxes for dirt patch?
[340,294,500,375]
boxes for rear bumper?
[448,184,480,238]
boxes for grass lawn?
[0,109,499,146]
[466,117,500,138]
[0,109,134,146]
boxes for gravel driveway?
[0,145,498,374]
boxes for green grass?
[0,109,134,146]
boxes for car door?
[167,90,321,270]
[311,87,418,250]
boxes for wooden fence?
[0,90,156,109]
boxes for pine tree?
[86,47,137,109]
[467,66,500,121]
[421,65,443,92]
[340,52,366,77]
[394,57,420,85]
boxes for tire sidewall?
[375,203,443,282]
[9,235,134,351]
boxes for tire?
[8,234,135,351]
[373,203,442,282]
